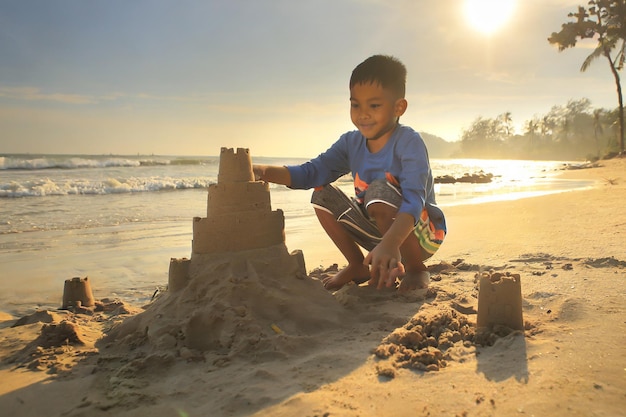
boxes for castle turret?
[191,147,285,254]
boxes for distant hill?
[419,132,460,159]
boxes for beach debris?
[62,276,95,309]
[434,171,494,184]
[451,298,477,315]
[561,161,600,170]
[270,323,283,334]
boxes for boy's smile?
[349,82,407,150]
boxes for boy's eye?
[370,103,381,109]
[351,103,359,109]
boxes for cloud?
[0,86,101,104]
[0,86,213,105]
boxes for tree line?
[548,0,625,156]
[458,98,623,160]
[456,1,626,161]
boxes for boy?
[253,55,446,292]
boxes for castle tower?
[191,147,285,254]
[476,272,524,331]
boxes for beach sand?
[0,158,624,417]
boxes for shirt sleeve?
[286,134,352,190]
[395,132,431,224]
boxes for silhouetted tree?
[593,108,605,157]
[460,115,509,157]
[540,115,555,137]
[524,118,539,155]
[499,112,514,136]
[548,0,626,154]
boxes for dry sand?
[1,158,625,417]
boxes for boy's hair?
[349,55,407,98]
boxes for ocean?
[0,154,594,316]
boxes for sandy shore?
[1,158,624,417]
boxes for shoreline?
[0,161,613,318]
[0,160,599,318]
[433,158,624,264]
[291,162,611,272]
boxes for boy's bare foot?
[397,270,430,293]
[322,264,370,291]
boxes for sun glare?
[464,0,516,35]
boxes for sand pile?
[3,299,140,374]
[102,245,348,361]
[101,148,351,361]
[374,306,476,376]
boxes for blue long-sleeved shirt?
[286,125,445,231]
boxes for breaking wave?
[0,176,214,198]
[0,155,216,171]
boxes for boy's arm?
[364,212,415,288]
[252,164,292,186]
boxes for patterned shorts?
[311,179,446,258]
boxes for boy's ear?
[395,98,408,116]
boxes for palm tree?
[498,112,514,136]
[524,119,539,153]
[559,118,572,145]
[549,0,626,155]
[593,108,605,157]
[540,115,554,138]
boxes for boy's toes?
[322,276,344,291]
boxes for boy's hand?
[364,241,405,289]
[251,165,291,186]
[252,164,265,182]
[364,212,414,289]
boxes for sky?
[0,0,621,157]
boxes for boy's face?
[349,82,407,143]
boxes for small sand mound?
[374,307,475,375]
[37,321,86,348]
[4,300,138,371]
[584,256,626,268]
[11,310,67,328]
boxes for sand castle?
[476,271,524,331]
[102,147,341,356]
[61,276,95,309]
[192,147,285,254]
[168,147,305,292]
[59,147,299,310]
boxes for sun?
[464,0,516,35]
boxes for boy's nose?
[356,109,370,119]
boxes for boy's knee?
[311,184,355,219]
[311,184,332,204]
[366,202,397,221]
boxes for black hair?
[349,55,407,98]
